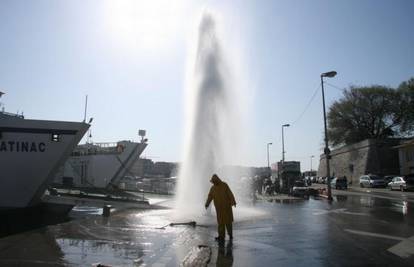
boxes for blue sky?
[1,0,413,171]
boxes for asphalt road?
[0,189,413,266]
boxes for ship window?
[51,133,60,142]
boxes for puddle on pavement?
[1,194,413,266]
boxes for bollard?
[102,205,112,217]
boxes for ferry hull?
[0,114,89,209]
[56,141,147,189]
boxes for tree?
[397,78,414,133]
[327,78,414,146]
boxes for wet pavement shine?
[0,193,413,266]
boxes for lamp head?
[321,71,337,78]
[282,124,290,127]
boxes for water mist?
[175,12,257,222]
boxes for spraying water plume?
[175,12,252,220]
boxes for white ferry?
[54,131,148,190]
[0,92,90,210]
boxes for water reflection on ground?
[216,241,233,266]
[56,238,143,266]
[0,194,413,266]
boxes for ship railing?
[94,142,119,148]
[0,110,24,118]
[71,142,124,156]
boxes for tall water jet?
[175,13,248,220]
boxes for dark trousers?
[218,223,233,239]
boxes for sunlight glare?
[104,0,186,50]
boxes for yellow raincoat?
[205,175,236,224]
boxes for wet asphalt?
[0,190,413,267]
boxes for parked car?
[359,175,386,188]
[291,180,308,197]
[304,176,312,186]
[384,175,398,184]
[388,175,414,191]
[331,177,348,190]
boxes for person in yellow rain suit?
[205,174,237,242]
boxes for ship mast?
[83,94,88,122]
[0,91,4,112]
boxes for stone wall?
[397,140,414,175]
[318,139,401,186]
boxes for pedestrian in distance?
[205,174,237,242]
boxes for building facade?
[318,139,401,186]
[395,139,414,175]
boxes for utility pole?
[310,155,314,172]
[281,124,290,163]
[267,142,272,169]
[320,71,337,201]
[282,124,290,192]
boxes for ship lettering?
[39,143,45,152]
[30,142,37,152]
[0,142,6,151]
[8,141,15,151]
[22,142,29,152]
[0,141,46,152]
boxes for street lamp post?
[267,142,272,169]
[321,71,337,201]
[281,124,290,163]
[281,124,290,192]
[310,155,315,172]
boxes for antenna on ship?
[0,91,4,112]
[139,130,147,143]
[83,94,88,122]
[86,129,93,144]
